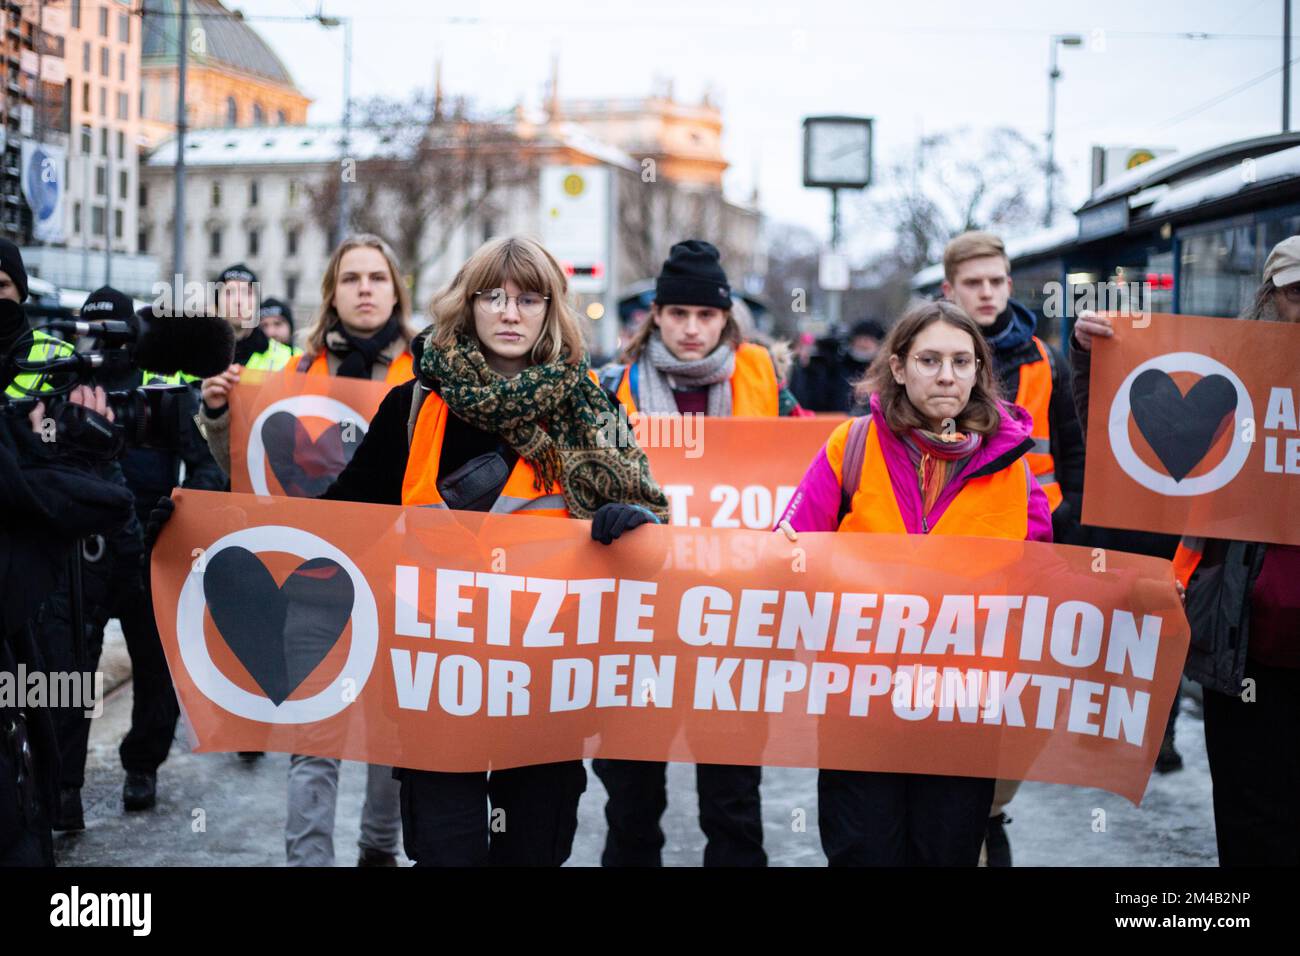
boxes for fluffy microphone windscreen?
[134,310,235,378]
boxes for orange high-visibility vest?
[298,350,414,384]
[401,388,569,517]
[1014,337,1062,511]
[1172,540,1204,589]
[616,341,779,416]
[829,417,1031,539]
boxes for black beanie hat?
[0,238,29,302]
[655,239,731,311]
[259,297,294,332]
[81,285,136,322]
[217,262,258,285]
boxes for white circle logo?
[176,526,378,723]
[1107,351,1253,496]
[246,395,367,495]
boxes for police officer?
[197,264,300,480]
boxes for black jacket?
[986,300,1087,545]
[0,413,134,864]
[789,338,869,414]
[320,379,516,508]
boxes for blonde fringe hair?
[300,234,416,359]
[943,230,1011,283]
[426,236,586,365]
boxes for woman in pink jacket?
[776,300,1052,865]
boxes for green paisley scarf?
[421,334,670,522]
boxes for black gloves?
[590,503,658,545]
[143,495,176,550]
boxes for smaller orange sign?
[1082,312,1300,546]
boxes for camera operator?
[80,286,227,813]
[17,294,147,833]
[1,247,135,864]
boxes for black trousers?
[398,761,586,866]
[39,598,105,791]
[1203,660,1300,866]
[116,574,180,775]
[818,769,995,866]
[592,759,766,866]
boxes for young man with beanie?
[197,263,299,491]
[941,231,1087,866]
[259,296,295,347]
[594,239,781,867]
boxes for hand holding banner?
[152,490,1188,804]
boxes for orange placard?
[228,369,393,497]
[229,368,845,525]
[1082,312,1300,545]
[152,490,1188,804]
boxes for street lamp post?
[1045,33,1083,228]
[316,15,352,246]
[172,0,189,296]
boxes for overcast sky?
[248,0,1290,248]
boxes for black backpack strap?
[296,354,313,373]
[597,363,627,407]
[836,415,871,524]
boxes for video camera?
[0,298,235,456]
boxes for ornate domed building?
[138,0,310,148]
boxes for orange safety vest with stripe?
[830,417,1032,539]
[614,342,780,417]
[402,386,578,517]
[294,350,414,384]
[1014,337,1063,511]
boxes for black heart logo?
[202,546,354,706]
[262,411,365,498]
[1129,369,1237,482]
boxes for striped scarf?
[907,428,982,516]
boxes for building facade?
[138,0,310,149]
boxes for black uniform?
[113,375,225,778]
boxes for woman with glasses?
[196,234,418,866]
[319,236,669,865]
[775,299,1052,866]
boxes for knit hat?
[217,262,258,285]
[0,238,29,302]
[81,285,136,322]
[259,296,294,332]
[655,240,731,311]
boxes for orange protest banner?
[1082,312,1300,545]
[228,369,391,498]
[228,368,844,524]
[152,490,1188,804]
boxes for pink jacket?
[777,393,1054,542]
